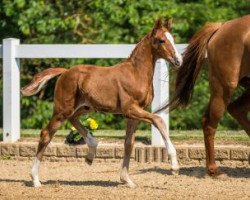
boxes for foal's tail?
[156,22,222,113]
[21,68,68,96]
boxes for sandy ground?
[0,160,249,200]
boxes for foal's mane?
[128,33,151,60]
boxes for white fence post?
[3,38,20,142]
[151,59,169,146]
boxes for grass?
[169,130,249,142]
[0,128,249,145]
[21,129,152,144]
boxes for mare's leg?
[31,113,66,187]
[69,116,98,165]
[228,87,250,137]
[120,119,138,188]
[202,78,235,176]
[124,105,179,173]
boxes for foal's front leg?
[120,119,138,188]
[126,104,179,173]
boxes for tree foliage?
[0,0,249,129]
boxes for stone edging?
[0,142,249,166]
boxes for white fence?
[1,38,187,145]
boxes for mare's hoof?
[210,171,228,180]
[208,167,228,180]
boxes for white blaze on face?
[165,31,183,66]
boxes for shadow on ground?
[0,166,249,188]
[0,179,120,187]
[136,166,250,179]
[43,180,120,187]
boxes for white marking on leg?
[120,166,136,188]
[164,138,179,171]
[165,32,183,65]
[120,157,136,188]
[31,157,42,187]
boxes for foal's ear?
[152,18,162,36]
[164,18,173,30]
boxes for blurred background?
[0,0,249,131]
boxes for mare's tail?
[21,68,68,96]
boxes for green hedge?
[0,0,249,130]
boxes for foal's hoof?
[121,180,137,188]
[85,157,93,165]
[30,174,42,187]
[126,181,137,188]
[171,169,179,176]
[33,180,42,187]
[120,176,137,188]
[171,164,180,176]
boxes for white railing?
[1,38,187,144]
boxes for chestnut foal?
[21,18,182,187]
[160,15,250,177]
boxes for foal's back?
[53,60,139,113]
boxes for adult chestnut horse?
[160,15,250,176]
[21,18,182,187]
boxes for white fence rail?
[1,38,187,144]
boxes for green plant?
[2,154,12,160]
[66,118,98,144]
[1,0,249,130]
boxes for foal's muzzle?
[169,55,182,69]
[174,58,181,67]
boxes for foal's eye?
[158,39,165,44]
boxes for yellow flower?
[71,126,76,131]
[87,118,98,130]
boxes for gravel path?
[0,160,249,200]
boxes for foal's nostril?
[174,58,181,66]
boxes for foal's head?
[150,18,182,68]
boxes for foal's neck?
[129,35,156,80]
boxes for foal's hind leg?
[69,117,98,165]
[31,113,66,187]
[228,88,250,137]
[120,119,138,188]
